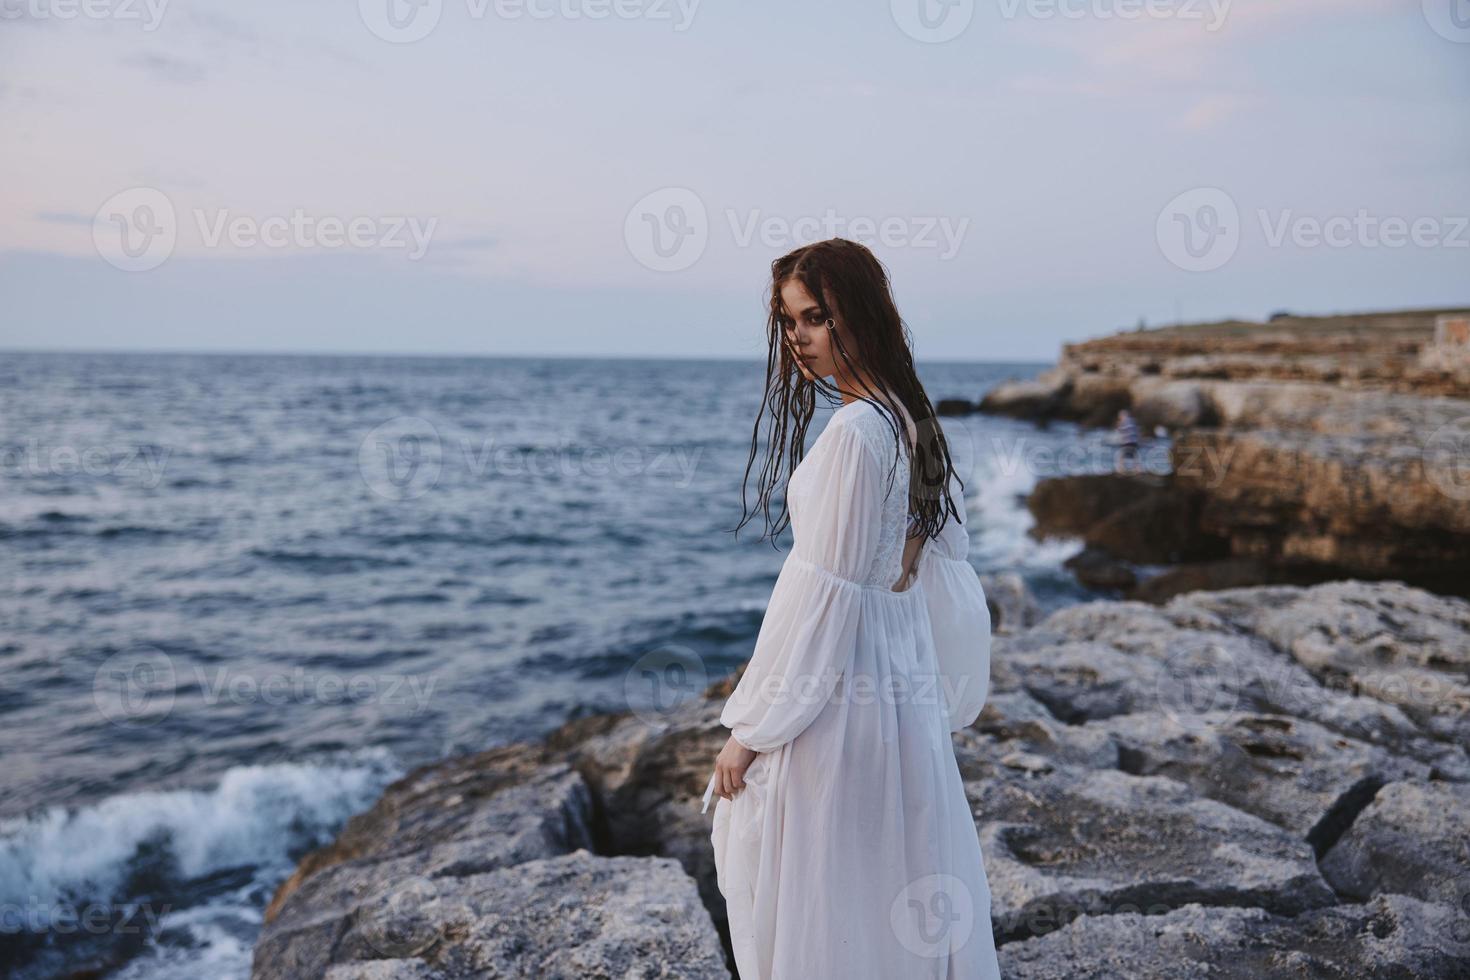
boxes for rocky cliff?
[977,308,1470,599]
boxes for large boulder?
[964,763,1336,942]
[1320,781,1470,903]
[1097,711,1430,851]
[322,850,727,980]
[251,736,728,980]
[999,895,1470,979]
[1186,580,1470,751]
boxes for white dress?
[703,396,1001,980]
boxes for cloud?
[123,52,208,84]
[1005,0,1409,85]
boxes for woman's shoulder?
[830,397,892,432]
[823,399,899,462]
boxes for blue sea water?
[0,351,1119,978]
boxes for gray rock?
[1030,594,1470,779]
[978,571,1041,635]
[1321,781,1470,903]
[558,698,732,930]
[250,733,728,980]
[1097,710,1430,848]
[958,688,1120,773]
[328,850,728,979]
[999,894,1470,979]
[990,629,1165,724]
[970,765,1336,942]
[254,756,599,980]
[1201,580,1470,748]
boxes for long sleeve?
[719,419,888,754]
[916,475,993,732]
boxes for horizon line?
[0,345,1054,365]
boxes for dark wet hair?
[731,237,964,548]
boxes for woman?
[701,239,1001,979]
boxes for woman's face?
[779,279,840,381]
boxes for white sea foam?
[0,750,400,925]
[106,907,259,980]
[967,440,1083,571]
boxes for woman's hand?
[715,735,759,801]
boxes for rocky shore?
[251,578,1470,979]
[972,308,1470,600]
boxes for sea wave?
[0,750,401,928]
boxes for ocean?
[0,351,1111,978]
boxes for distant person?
[1113,408,1141,473]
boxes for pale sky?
[2,0,1467,360]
